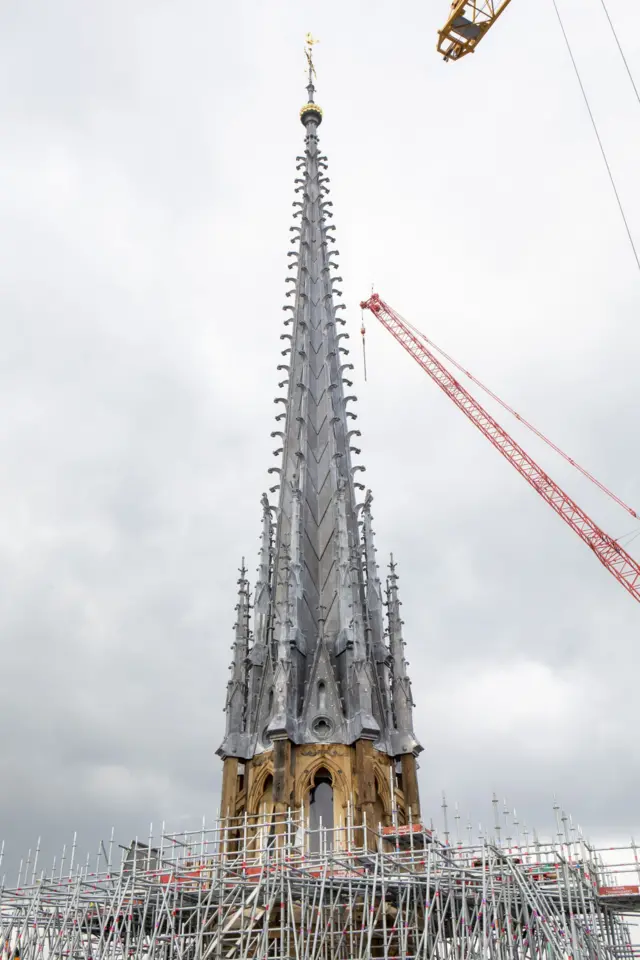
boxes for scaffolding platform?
[2,807,640,960]
[381,822,434,848]
[598,884,640,911]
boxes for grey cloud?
[1,0,639,882]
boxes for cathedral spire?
[217,52,421,793]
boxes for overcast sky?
[1,0,639,881]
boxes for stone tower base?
[220,740,420,842]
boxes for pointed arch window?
[260,775,274,817]
[317,681,326,711]
[260,775,276,853]
[372,776,386,833]
[268,688,274,713]
[309,768,334,853]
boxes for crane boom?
[437,0,513,60]
[360,293,640,604]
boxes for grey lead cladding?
[218,77,420,762]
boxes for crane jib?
[360,293,640,604]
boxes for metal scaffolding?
[2,801,639,959]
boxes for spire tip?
[301,33,322,126]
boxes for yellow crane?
[434,0,640,270]
[437,0,512,60]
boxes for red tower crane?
[360,293,640,604]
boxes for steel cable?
[397,310,638,519]
[551,0,640,273]
[596,0,640,107]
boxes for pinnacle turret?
[220,561,251,756]
[386,555,421,755]
[362,491,394,734]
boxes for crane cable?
[596,0,640,108]
[397,311,639,521]
[551,0,640,273]
[360,312,368,382]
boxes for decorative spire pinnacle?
[304,33,319,102]
[386,554,422,755]
[361,491,394,733]
[218,560,251,756]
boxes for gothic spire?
[217,50,419,761]
[263,49,390,749]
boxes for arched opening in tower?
[260,774,276,851]
[309,767,334,852]
[261,774,274,816]
[372,775,386,832]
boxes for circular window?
[262,726,272,747]
[312,716,333,739]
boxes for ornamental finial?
[300,34,323,126]
[304,33,319,94]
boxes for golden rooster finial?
[304,33,319,79]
